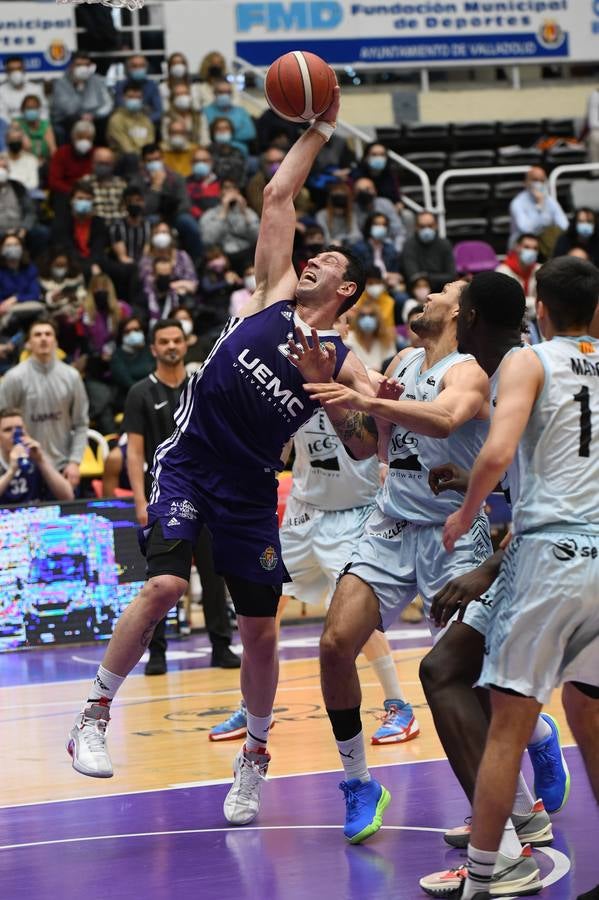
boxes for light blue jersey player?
[305,279,491,845]
[442,257,599,900]
[67,85,380,828]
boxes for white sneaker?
[67,703,113,778]
[223,745,270,825]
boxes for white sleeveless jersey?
[511,335,599,535]
[380,348,488,524]
[489,345,527,508]
[290,409,380,511]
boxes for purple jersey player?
[67,83,379,825]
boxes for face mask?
[370,224,388,241]
[355,190,374,209]
[577,221,594,238]
[73,65,92,81]
[74,139,92,155]
[94,163,113,179]
[367,155,386,172]
[170,135,187,150]
[129,67,147,81]
[214,131,232,144]
[331,194,348,209]
[174,94,192,110]
[94,290,109,310]
[72,198,93,215]
[169,63,187,79]
[519,248,538,267]
[215,93,232,109]
[193,161,211,178]
[179,318,193,336]
[126,203,144,217]
[52,266,67,280]
[23,108,40,122]
[125,98,143,113]
[146,159,164,173]
[156,274,172,292]
[413,286,430,302]
[2,245,22,261]
[418,226,436,243]
[208,65,223,78]
[244,274,256,292]
[207,258,226,272]
[152,232,172,250]
[0,169,9,184]
[8,70,25,87]
[366,283,385,299]
[530,180,546,194]
[7,140,22,154]
[266,161,281,178]
[357,313,378,334]
[123,330,145,349]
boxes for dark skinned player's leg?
[419,621,488,802]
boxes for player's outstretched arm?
[322,349,380,460]
[240,85,340,317]
[443,349,544,551]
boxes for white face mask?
[365,283,385,299]
[413,286,430,302]
[179,318,193,337]
[0,168,9,184]
[152,232,172,250]
[8,70,25,87]
[174,95,192,110]
[74,138,93,155]
[170,63,187,79]
[170,134,187,150]
[73,65,92,81]
[244,274,256,292]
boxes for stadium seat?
[400,184,426,207]
[453,240,499,275]
[490,179,524,215]
[79,429,110,479]
[402,122,452,153]
[545,143,587,169]
[498,120,543,145]
[403,151,447,181]
[543,118,575,137]
[445,182,491,216]
[487,215,512,252]
[497,146,543,167]
[451,121,498,151]
[448,149,496,169]
[445,218,488,241]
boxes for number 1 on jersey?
[573,385,592,457]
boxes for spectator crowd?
[0,47,596,502]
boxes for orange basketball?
[264,51,336,123]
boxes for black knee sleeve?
[570,680,599,700]
[327,706,362,742]
[225,574,281,617]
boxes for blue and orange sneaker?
[371,699,420,745]
[209,702,248,742]
[340,778,391,844]
[528,713,570,813]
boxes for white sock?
[245,711,272,751]
[336,730,371,783]
[86,665,125,707]
[512,772,535,814]
[370,655,405,704]
[498,819,521,859]
[528,715,552,746]
[463,844,497,898]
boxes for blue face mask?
[577,221,594,238]
[122,330,145,349]
[519,248,538,267]
[125,98,143,113]
[193,161,211,178]
[357,313,378,334]
[214,131,232,144]
[146,159,164,173]
[418,226,436,243]
[129,68,147,81]
[215,93,232,109]
[370,224,388,241]
[367,155,386,172]
[72,198,92,216]
[23,108,40,122]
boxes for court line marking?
[0,750,578,810]
[0,827,571,892]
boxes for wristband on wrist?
[310,120,336,142]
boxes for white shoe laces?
[236,757,266,802]
[81,717,108,754]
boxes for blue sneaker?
[340,778,391,844]
[371,699,420,745]
[528,713,570,813]
[209,702,247,742]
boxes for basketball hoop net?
[57,0,145,11]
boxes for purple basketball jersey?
[171,301,350,471]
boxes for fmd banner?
[165,0,599,68]
[0,2,75,75]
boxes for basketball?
[264,51,336,123]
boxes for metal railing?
[233,55,432,214]
[435,165,531,238]
[548,161,599,195]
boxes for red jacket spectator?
[49,144,93,196]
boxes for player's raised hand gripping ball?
[265,51,337,123]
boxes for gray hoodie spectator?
[50,53,113,135]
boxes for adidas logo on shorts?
[167,517,180,526]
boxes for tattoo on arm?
[140,618,159,649]
[335,411,378,444]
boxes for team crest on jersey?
[259,545,278,571]
[169,499,198,521]
[579,341,595,355]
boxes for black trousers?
[149,525,230,656]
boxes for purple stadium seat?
[453,240,499,275]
